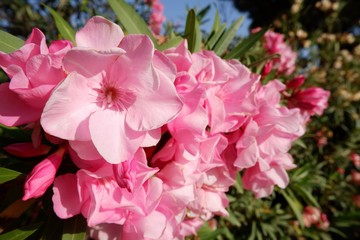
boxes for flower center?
[98,82,136,111]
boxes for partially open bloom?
[0,29,72,126]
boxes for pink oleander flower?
[41,16,183,164]
[264,31,297,75]
[288,87,330,118]
[302,206,330,229]
[53,148,163,228]
[350,152,360,167]
[351,170,360,185]
[316,130,328,147]
[147,0,166,35]
[23,147,66,200]
[303,206,321,227]
[0,29,72,126]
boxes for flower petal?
[89,109,145,164]
[76,16,124,50]
[41,72,99,141]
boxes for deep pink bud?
[261,61,273,77]
[286,75,305,89]
[288,87,330,116]
[23,147,65,200]
[3,143,51,158]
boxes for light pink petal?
[63,48,124,77]
[141,128,161,147]
[76,16,124,50]
[52,174,81,219]
[115,35,158,90]
[69,140,103,160]
[89,109,145,164]
[126,72,183,131]
[123,211,167,239]
[41,72,99,141]
[0,83,42,126]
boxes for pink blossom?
[350,152,360,167]
[351,170,360,185]
[264,31,297,75]
[286,75,305,89]
[261,61,273,77]
[0,29,72,126]
[41,17,183,164]
[23,147,66,200]
[147,0,166,35]
[317,213,330,230]
[288,87,330,117]
[302,206,321,227]
[53,148,162,228]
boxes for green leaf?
[292,184,319,207]
[279,189,304,227]
[44,5,76,44]
[108,0,158,47]
[0,167,22,184]
[62,215,87,240]
[224,26,268,59]
[184,9,202,53]
[213,16,244,56]
[0,30,24,53]
[234,173,244,194]
[197,5,211,21]
[157,36,183,51]
[211,11,221,33]
[197,222,223,240]
[206,24,226,50]
[0,223,41,240]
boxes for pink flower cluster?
[264,30,297,75]
[0,17,317,239]
[285,75,330,121]
[145,0,165,35]
[302,206,330,230]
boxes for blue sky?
[160,0,251,36]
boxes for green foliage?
[45,5,76,44]
[0,30,24,54]
[184,9,202,53]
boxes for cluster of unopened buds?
[0,16,329,239]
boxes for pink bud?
[350,152,360,167]
[23,147,65,200]
[261,61,273,77]
[286,75,305,89]
[3,143,51,158]
[317,213,330,230]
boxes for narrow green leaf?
[211,11,221,33]
[0,223,41,240]
[225,209,241,227]
[184,9,202,53]
[0,30,24,53]
[224,27,268,59]
[197,222,224,240]
[44,6,76,44]
[157,36,183,51]
[197,5,211,22]
[292,184,319,207]
[279,189,304,227]
[234,173,244,194]
[206,24,226,50]
[0,167,22,184]
[62,215,87,240]
[108,0,158,47]
[213,16,244,56]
